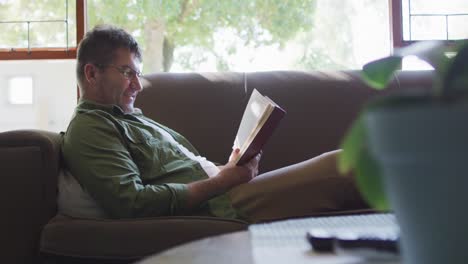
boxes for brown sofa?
[0,70,433,263]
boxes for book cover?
[233,89,286,165]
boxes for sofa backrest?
[136,70,434,173]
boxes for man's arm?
[63,113,260,218]
[186,149,261,210]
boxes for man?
[61,25,366,222]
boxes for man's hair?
[76,24,142,86]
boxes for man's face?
[95,48,143,113]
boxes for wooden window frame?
[390,0,467,49]
[390,0,406,48]
[0,0,86,60]
[390,0,423,48]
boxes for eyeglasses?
[96,64,142,80]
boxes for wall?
[0,60,77,133]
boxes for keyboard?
[249,213,399,263]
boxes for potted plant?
[339,39,468,264]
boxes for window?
[392,0,468,47]
[87,0,390,72]
[0,0,82,132]
[1,0,390,70]
[0,0,468,62]
[390,0,468,69]
[0,0,85,60]
[403,0,468,41]
[7,76,33,105]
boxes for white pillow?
[57,169,109,218]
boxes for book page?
[239,105,273,153]
[233,89,270,151]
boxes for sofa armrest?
[0,129,61,263]
[40,214,248,262]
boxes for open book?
[232,89,286,165]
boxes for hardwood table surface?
[137,231,253,264]
[137,230,400,264]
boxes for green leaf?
[443,40,468,97]
[361,40,451,91]
[362,56,402,90]
[339,112,389,211]
[355,147,389,211]
[339,115,365,174]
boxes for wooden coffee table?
[137,230,399,264]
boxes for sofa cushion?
[40,214,247,261]
[58,169,109,218]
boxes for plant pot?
[365,102,468,264]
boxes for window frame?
[391,0,467,48]
[0,0,86,60]
[390,0,406,48]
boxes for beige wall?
[0,60,77,133]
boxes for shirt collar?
[77,99,143,116]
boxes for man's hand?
[185,149,262,210]
[216,148,261,190]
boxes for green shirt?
[62,99,238,219]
